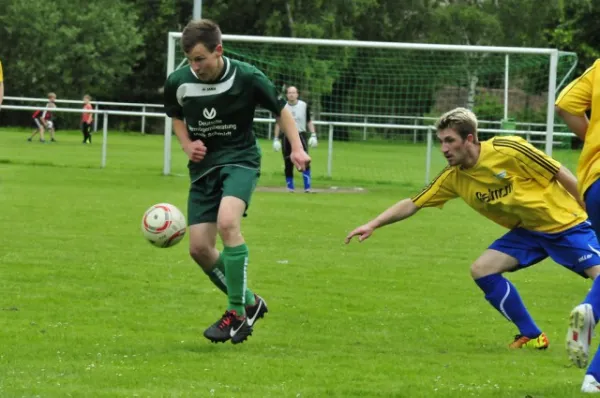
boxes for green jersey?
[164,56,286,181]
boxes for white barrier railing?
[3,103,576,182]
[2,104,164,168]
[4,96,164,134]
[5,96,570,139]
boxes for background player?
[28,92,57,142]
[81,94,93,144]
[273,85,318,192]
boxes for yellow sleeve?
[555,61,598,115]
[492,136,560,186]
[0,60,3,83]
[410,166,458,208]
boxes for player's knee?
[470,260,491,279]
[217,217,241,242]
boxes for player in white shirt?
[273,86,318,192]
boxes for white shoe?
[582,375,600,393]
[567,303,595,368]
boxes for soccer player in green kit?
[164,19,311,344]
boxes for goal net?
[165,33,578,188]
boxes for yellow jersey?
[0,60,3,82]
[411,136,586,233]
[555,59,600,198]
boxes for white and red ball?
[141,203,187,248]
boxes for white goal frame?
[165,32,570,180]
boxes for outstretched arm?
[345,198,419,243]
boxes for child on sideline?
[28,92,57,143]
[81,95,93,144]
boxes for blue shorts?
[585,178,600,238]
[488,221,600,277]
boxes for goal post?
[163,33,176,176]
[165,32,578,186]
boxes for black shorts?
[282,132,309,158]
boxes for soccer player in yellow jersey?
[556,59,600,392]
[345,108,600,379]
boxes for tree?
[490,0,563,47]
[0,0,143,100]
[120,0,191,103]
[549,0,600,74]
[200,0,377,139]
[353,0,438,43]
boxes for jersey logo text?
[475,183,513,203]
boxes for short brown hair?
[181,19,222,53]
[435,107,478,141]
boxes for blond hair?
[435,107,478,141]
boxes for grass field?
[0,128,594,397]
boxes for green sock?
[203,253,228,294]
[204,252,255,306]
[223,244,250,315]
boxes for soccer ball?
[141,203,187,248]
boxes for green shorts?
[188,165,260,225]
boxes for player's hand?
[290,149,311,171]
[308,133,318,148]
[273,139,281,152]
[345,224,375,244]
[183,140,207,162]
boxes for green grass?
[0,128,593,397]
